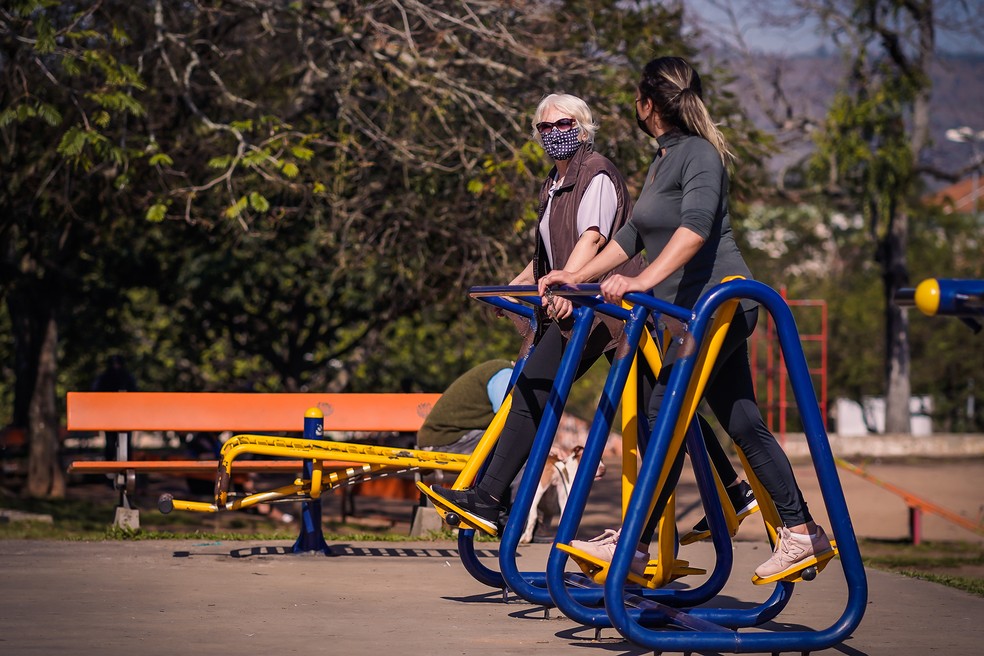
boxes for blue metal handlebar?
[468,287,537,320]
[468,283,694,323]
[896,278,983,334]
[895,278,984,317]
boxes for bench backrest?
[66,392,441,433]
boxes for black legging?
[640,304,812,543]
[475,320,742,512]
[476,320,615,501]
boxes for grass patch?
[859,538,984,597]
[895,570,984,597]
[0,517,497,543]
[0,489,484,542]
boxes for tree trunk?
[8,295,37,428]
[880,0,934,436]
[882,210,912,434]
[27,313,65,498]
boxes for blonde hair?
[530,93,598,146]
[639,57,735,164]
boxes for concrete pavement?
[3,454,983,655]
[1,536,983,656]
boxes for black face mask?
[635,106,655,138]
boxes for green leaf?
[62,56,81,77]
[281,162,299,178]
[0,107,20,127]
[248,192,270,213]
[224,196,249,219]
[146,203,167,222]
[312,181,326,194]
[85,91,145,117]
[290,146,314,161]
[242,150,268,167]
[35,102,62,126]
[35,15,56,53]
[111,25,131,46]
[207,155,232,169]
[149,153,174,167]
[57,126,88,157]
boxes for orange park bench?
[65,392,469,549]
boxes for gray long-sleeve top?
[612,131,753,312]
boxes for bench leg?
[113,499,140,530]
[111,431,139,530]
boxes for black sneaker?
[680,480,759,545]
[430,485,502,535]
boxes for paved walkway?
[3,456,983,655]
[1,536,982,656]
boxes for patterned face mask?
[541,126,582,161]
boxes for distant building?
[832,396,933,437]
[925,177,983,216]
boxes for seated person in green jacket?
[415,359,514,462]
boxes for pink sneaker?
[569,529,649,576]
[754,526,834,580]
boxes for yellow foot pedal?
[414,481,498,537]
[556,543,655,588]
[554,543,705,589]
[752,540,838,586]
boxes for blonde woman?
[426,93,647,539]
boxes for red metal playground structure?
[753,284,983,545]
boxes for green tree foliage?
[1,1,158,495]
[718,0,983,434]
[739,197,983,433]
[740,202,884,414]
[728,0,947,434]
[1,1,770,495]
[808,2,938,434]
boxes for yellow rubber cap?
[305,407,324,419]
[914,278,940,316]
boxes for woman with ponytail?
[541,57,832,583]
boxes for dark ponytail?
[638,57,734,164]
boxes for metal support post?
[292,408,331,554]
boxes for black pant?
[475,320,742,516]
[476,321,615,501]
[642,305,812,537]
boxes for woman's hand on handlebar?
[544,294,573,320]
[538,270,577,320]
[538,270,576,296]
[600,274,647,305]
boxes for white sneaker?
[754,526,833,580]
[569,528,649,576]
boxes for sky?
[684,0,984,56]
[679,0,984,188]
